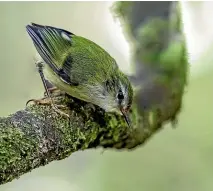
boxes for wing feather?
[26,23,76,85]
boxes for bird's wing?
[26,23,78,85]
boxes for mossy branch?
[0,1,188,186]
[0,95,168,185]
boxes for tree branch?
[0,95,164,184]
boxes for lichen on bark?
[0,95,140,184]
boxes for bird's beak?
[120,108,131,128]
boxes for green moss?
[0,120,39,183]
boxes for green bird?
[26,23,133,127]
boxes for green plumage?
[26,23,133,115]
[61,35,118,84]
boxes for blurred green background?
[0,1,212,191]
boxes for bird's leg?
[26,61,69,118]
[42,81,66,98]
[44,87,66,98]
[44,87,59,97]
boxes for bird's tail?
[26,23,74,74]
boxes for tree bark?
[0,95,165,184]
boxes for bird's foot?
[51,104,70,118]
[26,98,50,106]
[26,98,69,118]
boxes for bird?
[26,23,133,127]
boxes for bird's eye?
[117,92,124,100]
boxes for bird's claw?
[26,98,69,118]
[26,98,48,106]
[51,105,70,118]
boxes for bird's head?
[96,71,133,127]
